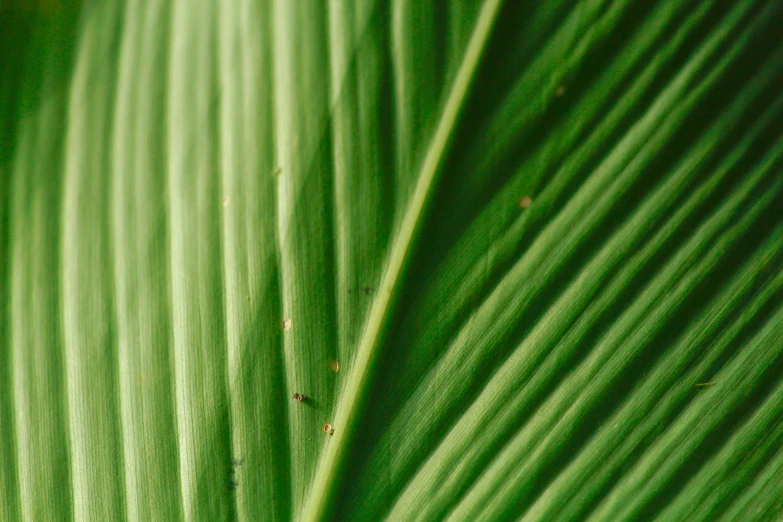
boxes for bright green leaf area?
[2,0,783,520]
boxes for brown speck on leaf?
[695,381,716,387]
[322,424,334,435]
[283,318,292,331]
[221,196,230,208]
[293,393,307,402]
[329,361,339,372]
[555,85,566,97]
[272,167,282,177]
[518,195,532,208]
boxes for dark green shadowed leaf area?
[2,0,783,521]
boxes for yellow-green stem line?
[302,0,505,519]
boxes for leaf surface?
[2,1,783,521]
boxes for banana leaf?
[1,0,783,520]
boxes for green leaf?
[2,1,783,521]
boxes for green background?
[2,0,783,520]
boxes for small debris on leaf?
[293,393,307,402]
[518,195,533,208]
[282,318,292,331]
[695,381,716,387]
[329,361,339,372]
[221,196,230,208]
[322,424,334,436]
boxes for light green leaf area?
[2,0,783,521]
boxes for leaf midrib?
[301,1,505,519]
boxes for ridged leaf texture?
[1,0,783,520]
